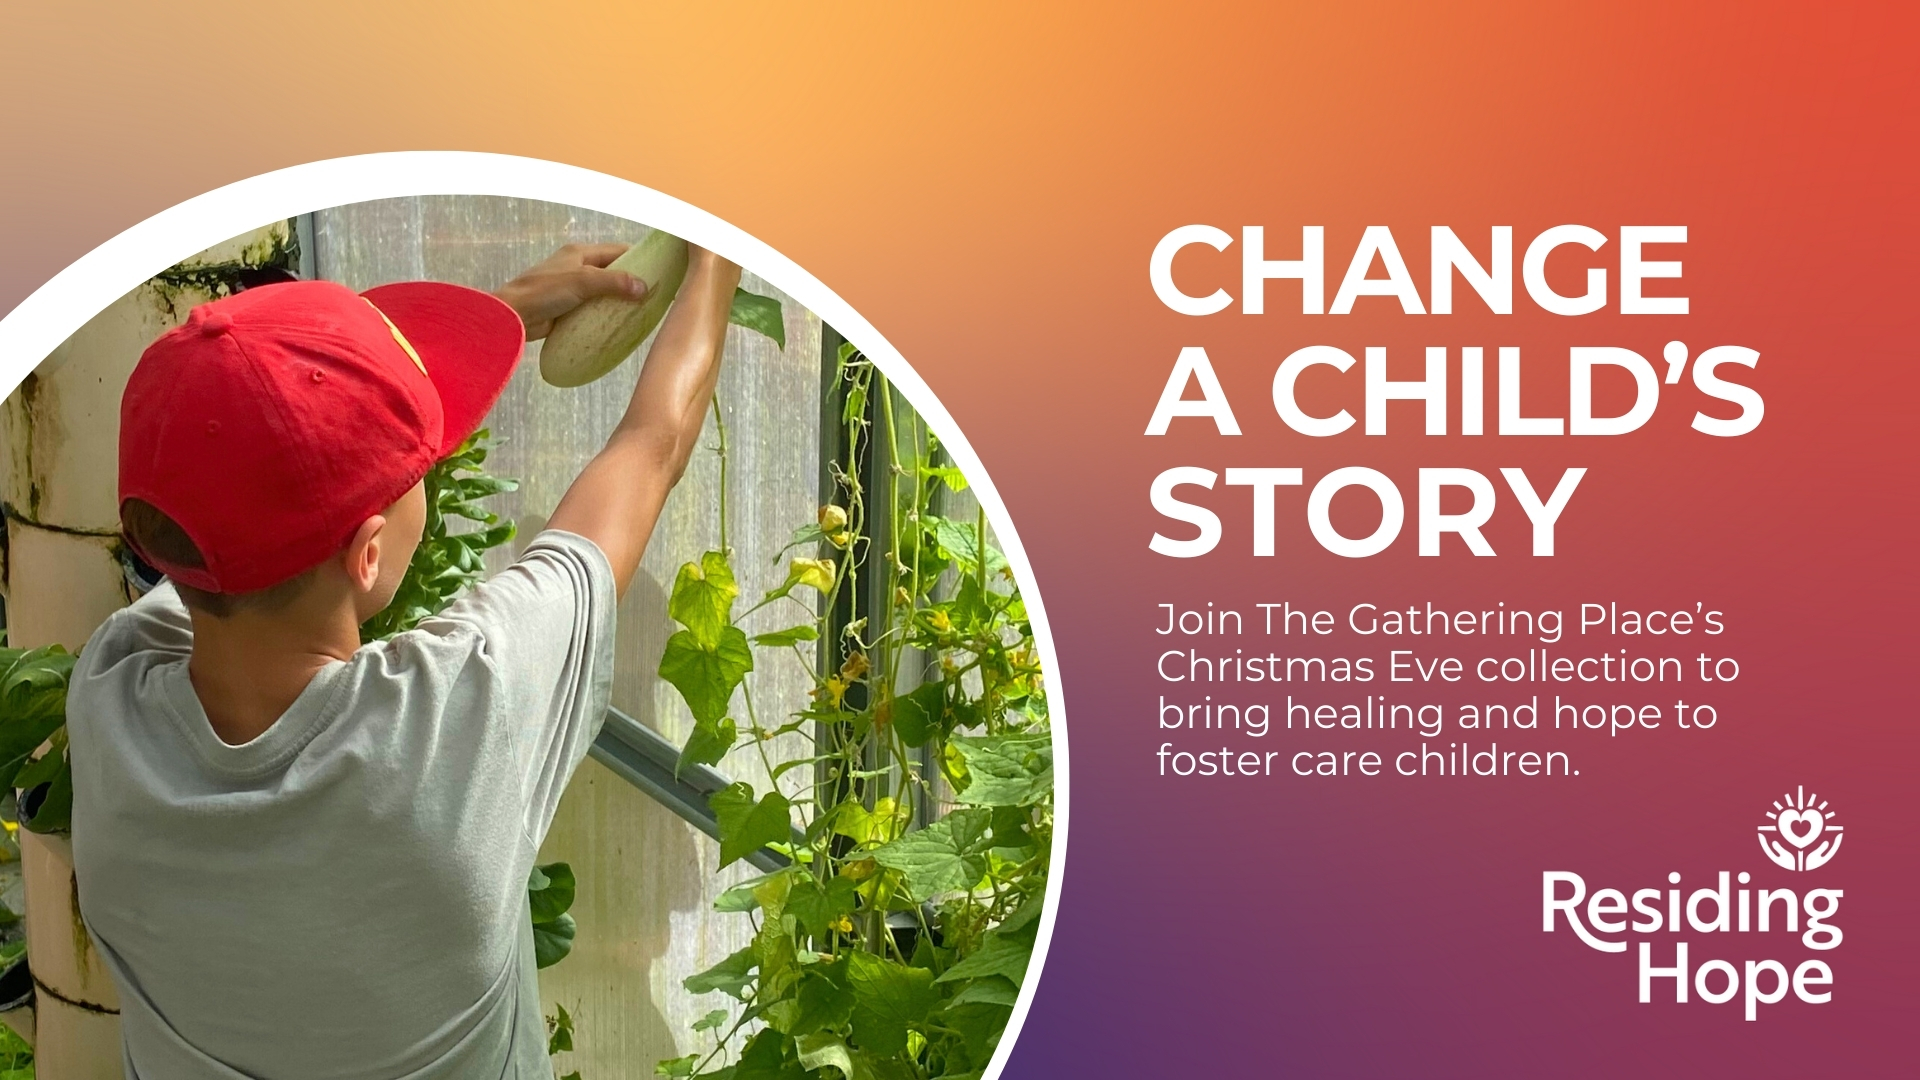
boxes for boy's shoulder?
[76,581,195,675]
[416,530,614,638]
[71,529,611,712]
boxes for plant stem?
[711,392,730,556]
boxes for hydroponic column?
[0,223,294,1077]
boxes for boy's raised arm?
[540,246,743,596]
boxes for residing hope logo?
[1759,786,1842,872]
[1542,784,1847,1021]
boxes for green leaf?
[775,522,826,559]
[547,1001,575,1054]
[677,716,738,775]
[669,552,740,647]
[869,809,993,898]
[941,1002,1012,1072]
[0,644,76,715]
[925,516,1007,576]
[845,951,939,1056]
[713,874,770,913]
[946,975,1020,1008]
[709,783,792,868]
[755,921,800,1001]
[659,626,754,724]
[365,430,517,642]
[752,870,795,919]
[951,734,1052,806]
[934,931,1032,985]
[919,465,970,493]
[786,558,835,595]
[783,875,858,938]
[950,574,992,634]
[472,522,516,548]
[656,1054,699,1077]
[532,912,576,968]
[772,753,826,783]
[728,289,787,349]
[827,801,873,845]
[776,966,854,1038]
[757,555,836,607]
[751,624,818,648]
[18,732,72,834]
[988,805,1035,852]
[889,681,946,749]
[529,861,576,924]
[828,797,907,846]
[0,710,66,792]
[442,500,496,523]
[0,647,76,799]
[994,897,1044,942]
[0,646,77,787]
[684,946,759,1000]
[952,806,997,850]
[457,474,519,498]
[796,1033,855,1078]
[734,1029,806,1080]
[691,1008,729,1033]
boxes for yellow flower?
[821,675,849,708]
[790,557,835,593]
[818,507,853,549]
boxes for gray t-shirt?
[66,530,616,1079]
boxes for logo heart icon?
[1777,808,1823,849]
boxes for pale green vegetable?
[538,229,690,387]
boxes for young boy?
[64,240,743,1078]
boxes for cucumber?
[538,229,691,387]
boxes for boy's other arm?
[544,247,743,597]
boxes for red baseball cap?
[118,279,525,594]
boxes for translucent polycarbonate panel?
[313,197,822,1074]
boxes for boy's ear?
[342,514,390,593]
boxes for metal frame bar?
[588,706,796,874]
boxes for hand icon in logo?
[1803,834,1842,871]
[1759,833,1798,872]
[1757,786,1841,873]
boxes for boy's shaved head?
[120,499,317,617]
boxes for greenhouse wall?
[314,197,824,1074]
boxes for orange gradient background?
[4,3,1915,1076]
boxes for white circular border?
[0,151,1067,1078]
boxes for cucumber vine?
[656,344,1051,1080]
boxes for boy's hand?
[494,243,648,341]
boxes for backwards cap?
[119,279,524,593]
